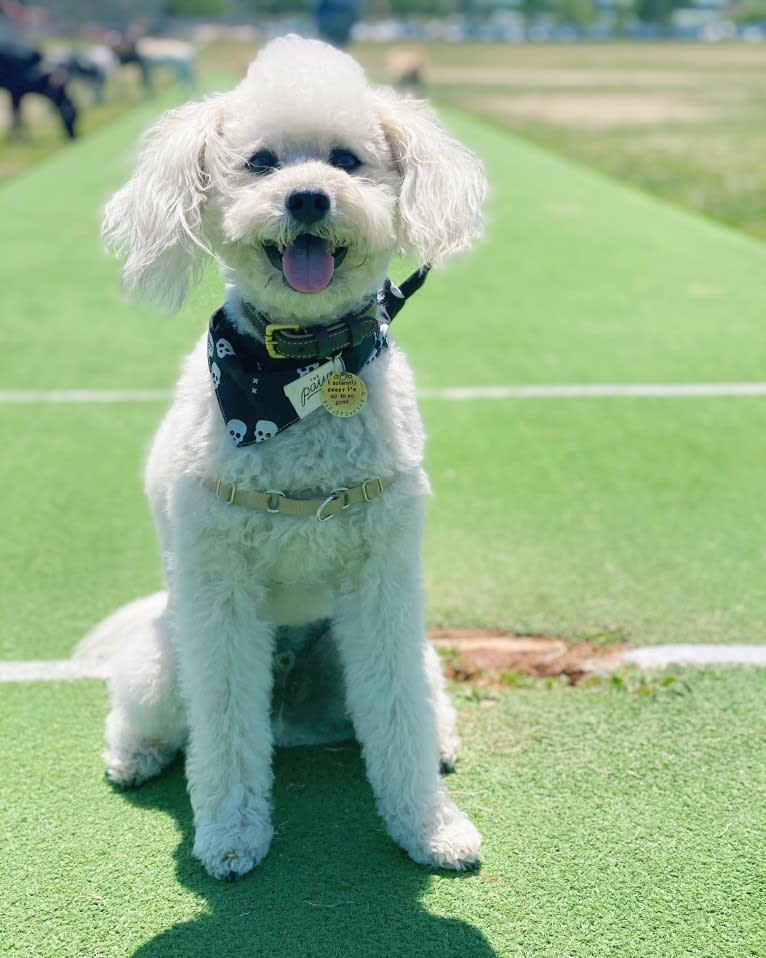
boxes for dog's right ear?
[102,96,222,313]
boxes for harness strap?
[202,474,396,521]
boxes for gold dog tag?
[321,372,367,418]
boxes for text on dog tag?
[321,372,367,418]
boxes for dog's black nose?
[286,189,331,225]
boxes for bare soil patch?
[430,629,624,686]
[467,92,717,129]
[429,66,707,89]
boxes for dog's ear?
[373,89,487,266]
[102,96,222,312]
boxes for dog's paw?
[423,812,482,871]
[193,820,274,881]
[436,717,461,774]
[439,741,459,774]
[397,804,482,872]
[103,743,177,789]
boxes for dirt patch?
[429,630,624,686]
[429,66,707,89]
[466,92,717,129]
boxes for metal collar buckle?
[264,323,301,359]
[316,487,350,522]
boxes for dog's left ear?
[373,89,487,266]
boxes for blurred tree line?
[38,0,703,30]
[162,0,698,28]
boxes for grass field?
[1,52,765,958]
[354,41,766,243]
[4,671,765,957]
[6,41,766,242]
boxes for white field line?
[0,660,111,682]
[0,389,172,403]
[419,383,766,400]
[1,383,766,404]
[624,645,766,669]
[1,384,763,680]
[2,644,766,683]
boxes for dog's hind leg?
[424,642,461,773]
[271,621,355,747]
[103,602,186,788]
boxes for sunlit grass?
[363,41,766,242]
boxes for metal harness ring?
[316,487,349,522]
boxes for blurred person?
[316,0,361,46]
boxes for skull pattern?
[254,420,278,443]
[227,419,247,445]
[216,338,235,359]
[211,362,221,388]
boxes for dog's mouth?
[263,235,348,294]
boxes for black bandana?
[207,305,385,446]
[207,269,429,447]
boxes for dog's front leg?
[176,582,275,881]
[173,508,275,880]
[333,511,481,871]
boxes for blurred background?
[1,0,765,240]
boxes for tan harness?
[202,474,396,521]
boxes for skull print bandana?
[208,302,387,447]
[208,268,429,447]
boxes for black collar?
[240,265,431,362]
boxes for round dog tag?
[321,372,367,418]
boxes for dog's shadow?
[123,745,499,958]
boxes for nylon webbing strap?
[202,474,396,520]
[379,265,431,322]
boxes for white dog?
[94,35,487,880]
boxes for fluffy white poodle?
[90,35,487,880]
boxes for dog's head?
[103,35,486,322]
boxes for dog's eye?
[246,150,279,175]
[329,148,361,173]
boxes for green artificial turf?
[1,70,766,958]
[0,404,163,660]
[2,669,765,957]
[422,395,766,641]
[1,96,765,651]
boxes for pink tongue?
[282,235,334,293]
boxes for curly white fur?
[92,35,486,880]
